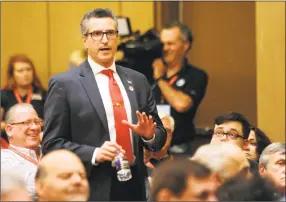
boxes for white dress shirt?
[87,57,154,165]
[1,144,40,197]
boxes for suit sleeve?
[142,76,167,152]
[41,76,95,164]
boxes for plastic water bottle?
[115,152,132,181]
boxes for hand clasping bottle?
[115,152,132,181]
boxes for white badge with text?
[156,104,171,116]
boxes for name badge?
[156,104,171,116]
[31,93,42,101]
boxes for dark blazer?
[41,60,167,201]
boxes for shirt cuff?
[91,148,99,166]
[141,134,155,144]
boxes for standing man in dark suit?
[42,8,167,201]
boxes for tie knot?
[101,69,114,78]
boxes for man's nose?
[220,134,228,141]
[71,173,82,184]
[101,33,108,43]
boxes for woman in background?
[1,54,46,144]
[244,126,272,162]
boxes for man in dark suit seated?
[41,8,166,201]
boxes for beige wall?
[182,2,257,128]
[256,2,285,142]
[1,2,154,87]
[1,2,49,88]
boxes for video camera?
[116,17,163,84]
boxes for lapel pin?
[129,86,134,91]
[176,78,185,87]
[127,80,132,84]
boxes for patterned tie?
[101,69,133,164]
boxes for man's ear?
[259,164,266,175]
[183,41,191,53]
[5,124,13,137]
[82,36,88,45]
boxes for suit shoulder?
[49,67,79,83]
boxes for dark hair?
[4,54,45,90]
[214,112,251,139]
[80,8,117,36]
[163,21,193,50]
[250,126,272,159]
[217,173,278,201]
[151,158,211,201]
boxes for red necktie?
[101,69,133,164]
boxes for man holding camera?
[152,22,208,155]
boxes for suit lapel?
[79,61,109,132]
[116,66,140,155]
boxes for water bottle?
[114,152,132,181]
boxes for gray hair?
[192,143,247,182]
[5,103,35,124]
[80,8,118,36]
[163,21,193,50]
[1,169,26,195]
[159,113,175,133]
[259,142,285,168]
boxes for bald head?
[36,150,89,201]
[5,103,36,124]
[192,143,250,183]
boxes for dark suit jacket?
[41,60,167,201]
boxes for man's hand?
[122,111,156,140]
[152,58,166,80]
[96,141,125,163]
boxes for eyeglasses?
[213,130,243,140]
[10,119,43,127]
[86,30,118,41]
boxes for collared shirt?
[88,56,154,165]
[1,144,40,197]
[152,59,208,145]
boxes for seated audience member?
[192,143,251,184]
[217,171,278,201]
[1,103,42,197]
[1,54,47,143]
[35,149,89,201]
[151,158,218,201]
[1,170,32,201]
[259,142,285,197]
[210,112,259,175]
[210,112,250,148]
[244,126,272,162]
[144,113,175,168]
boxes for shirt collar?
[9,144,40,160]
[87,56,116,75]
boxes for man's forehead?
[214,121,243,132]
[160,27,181,41]
[87,17,116,31]
[13,108,38,121]
[270,152,286,162]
